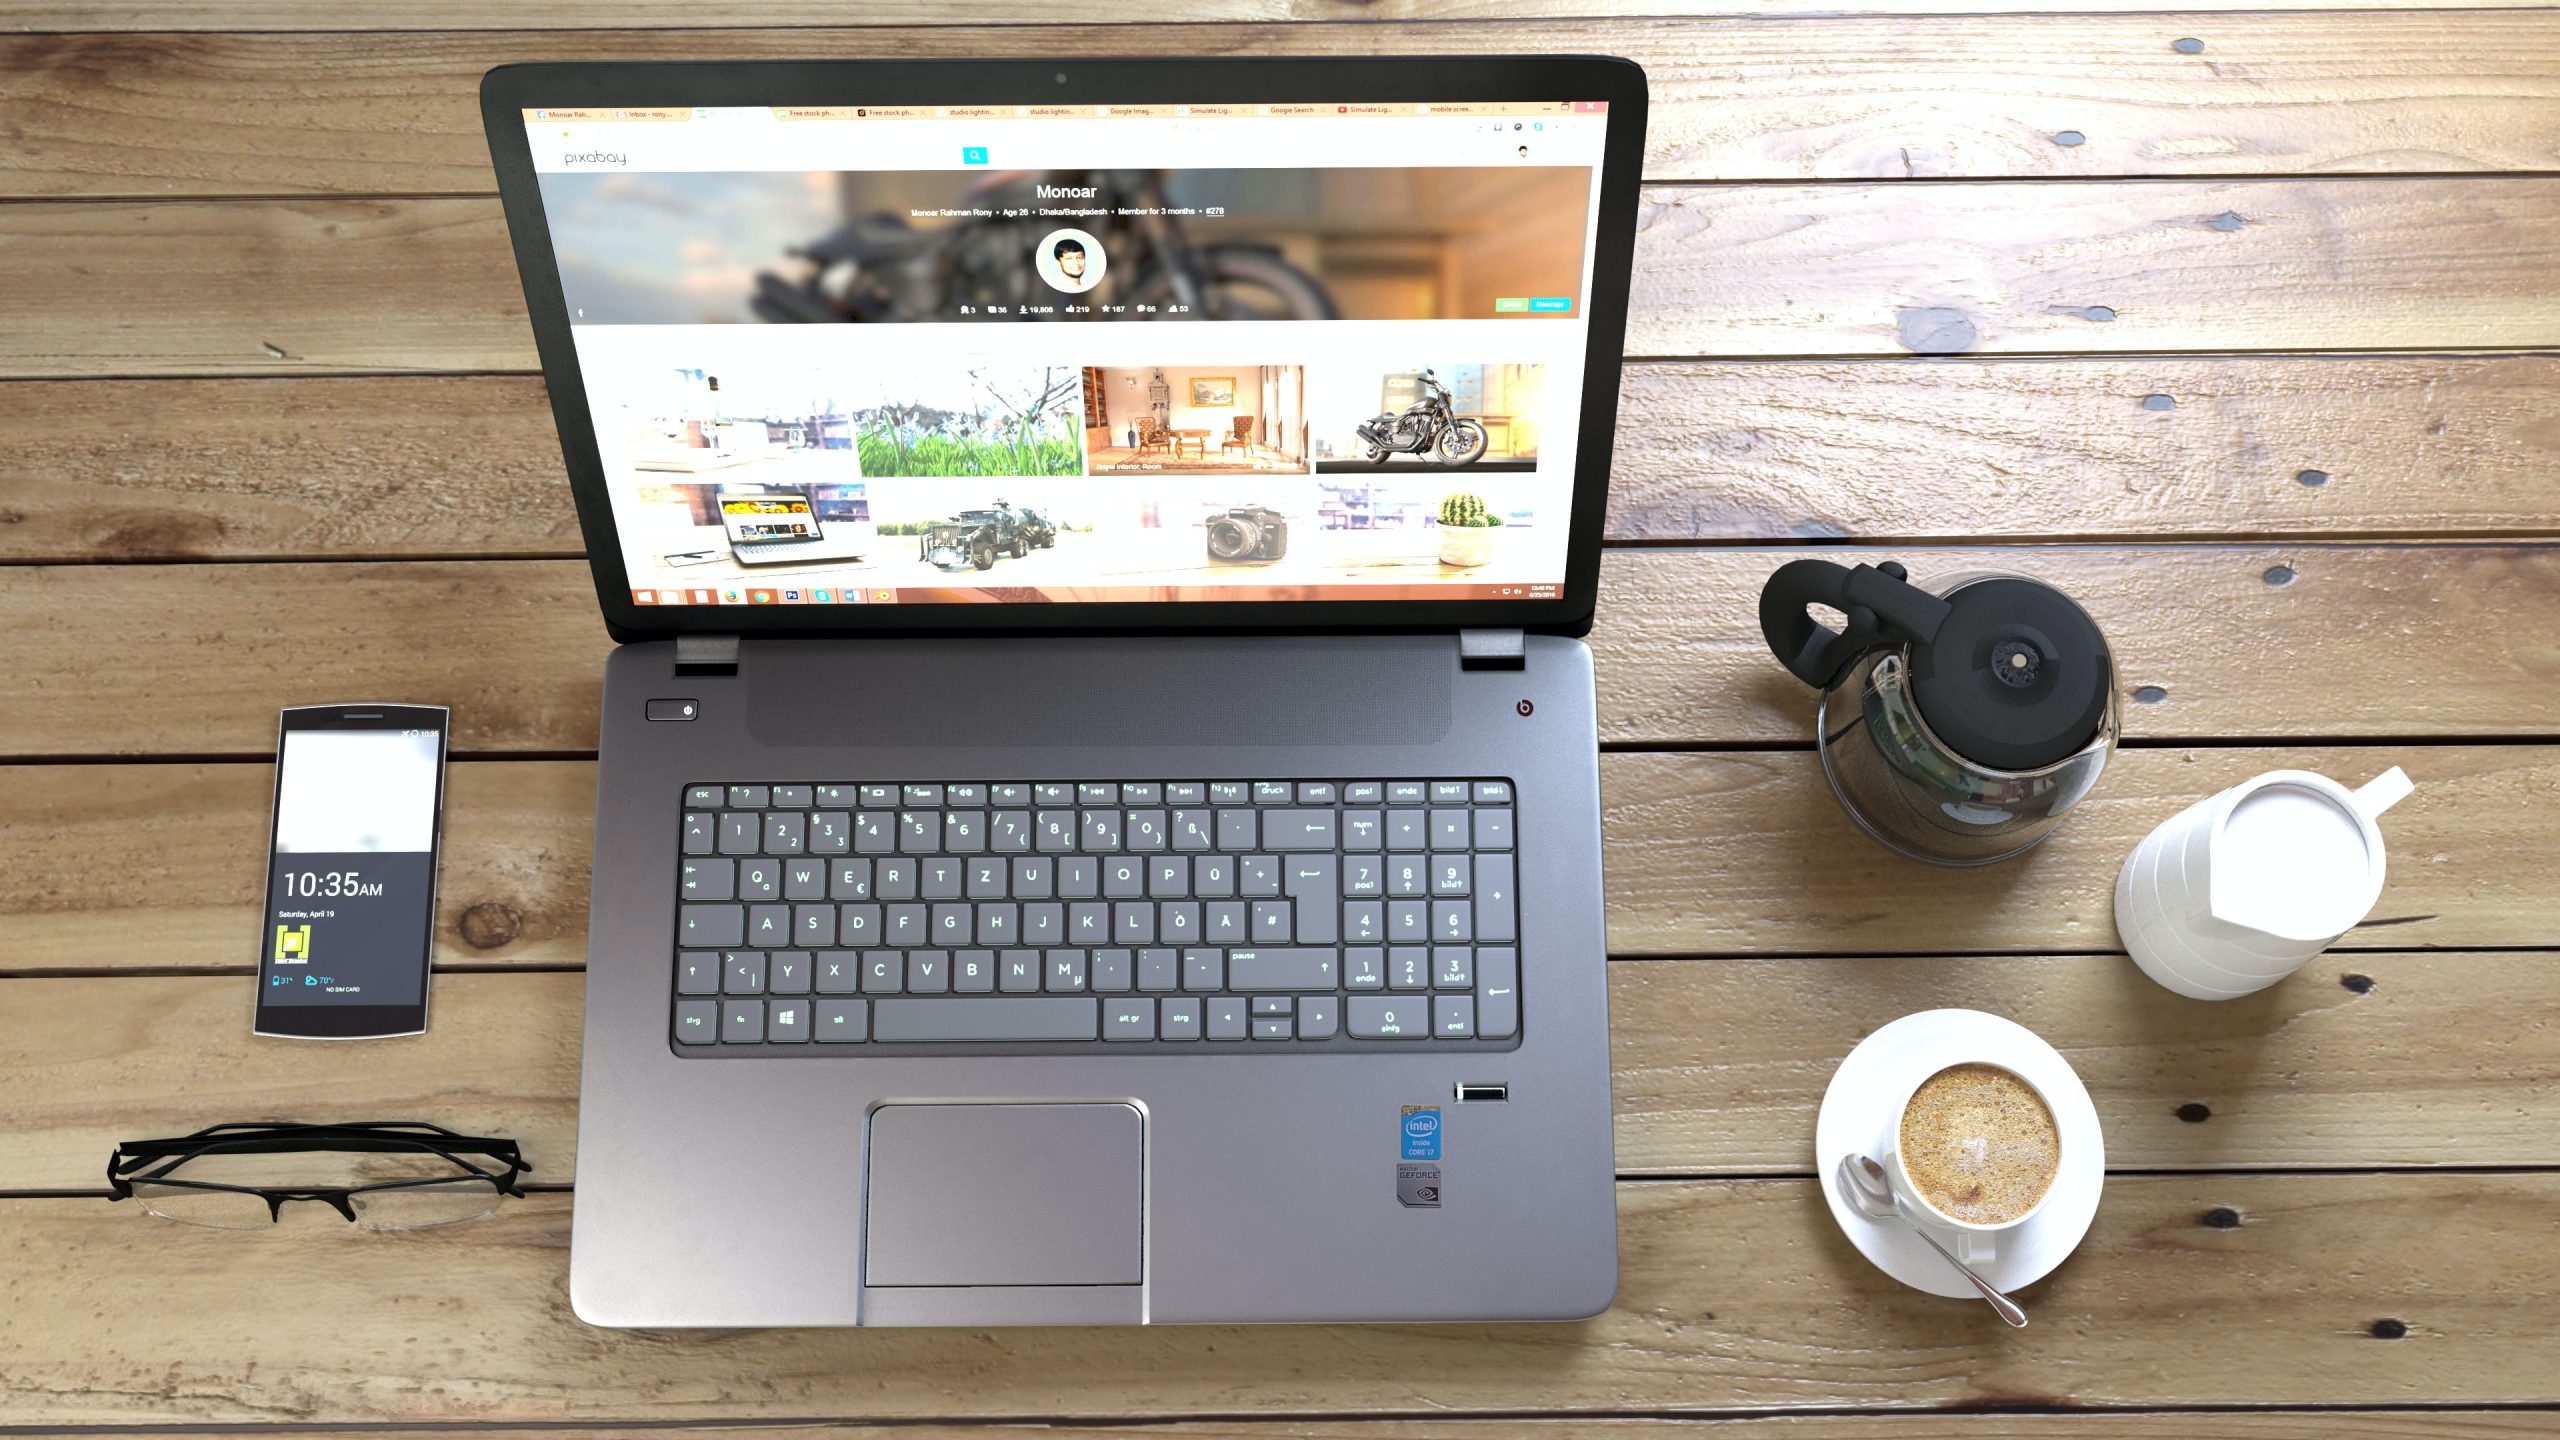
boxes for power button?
[645,699,699,722]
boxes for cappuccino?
[1896,1063,2059,1226]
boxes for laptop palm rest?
[862,1103,1144,1319]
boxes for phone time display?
[259,850,436,1008]
[280,869,390,898]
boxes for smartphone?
[253,704,450,1039]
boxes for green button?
[1493,297,1529,313]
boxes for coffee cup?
[1881,1060,2065,1263]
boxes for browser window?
[523,101,1610,608]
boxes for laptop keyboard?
[670,779,1521,1054]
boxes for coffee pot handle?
[1758,559,1955,689]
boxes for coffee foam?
[1897,1063,2060,1225]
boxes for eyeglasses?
[107,1122,531,1230]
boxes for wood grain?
[7,546,2555,755]
[32,1421,2560,1440]
[1606,354,2560,543]
[6,1174,2557,1423]
[6,0,2549,29]
[7,745,2550,976]
[13,356,2560,564]
[11,14,2560,198]
[9,949,2555,1189]
[9,180,2560,378]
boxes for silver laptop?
[715,489,869,567]
[483,55,1648,1327]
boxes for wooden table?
[3,3,2557,1436]
[1171,427,1213,458]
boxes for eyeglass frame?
[107,1121,532,1224]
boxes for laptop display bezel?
[480,56,1647,642]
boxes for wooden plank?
[11,15,2560,198]
[36,1420,2555,1440]
[5,546,2555,755]
[5,1174,2555,1422]
[0,376,584,561]
[8,181,2560,378]
[6,0,2548,31]
[1629,177,2560,358]
[5,745,2550,977]
[1605,355,2560,543]
[13,356,2560,564]
[10,948,2556,1188]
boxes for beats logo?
[1516,699,1535,717]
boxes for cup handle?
[1953,1228,1998,1265]
[2350,767,2415,822]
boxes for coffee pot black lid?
[1905,576,2112,772]
[1758,559,2112,772]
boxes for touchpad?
[863,1103,1143,1288]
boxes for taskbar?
[633,582,1560,606]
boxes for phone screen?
[254,707,449,1038]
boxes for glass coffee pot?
[1759,559,2117,866]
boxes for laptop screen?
[519,99,1611,611]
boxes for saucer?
[1813,1008,2105,1299]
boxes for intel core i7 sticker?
[1402,1104,1442,1160]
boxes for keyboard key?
[674,999,718,1044]
[784,858,827,900]
[1102,858,1145,899]
[1000,951,1041,992]
[1092,948,1132,992]
[815,998,866,1041]
[1347,996,1426,1039]
[947,783,986,806]
[1160,997,1202,1039]
[829,859,872,900]
[1342,810,1383,850]
[686,785,723,808]
[720,999,764,1043]
[747,904,791,947]
[862,952,902,994]
[1389,947,1427,990]
[740,859,780,901]
[1285,854,1337,943]
[1226,948,1339,990]
[1166,782,1205,805]
[1433,855,1471,897]
[1251,995,1293,1016]
[1299,995,1339,1039]
[815,784,855,806]
[1345,900,1383,943]
[860,784,897,806]
[837,903,880,946]
[1476,854,1516,942]
[682,859,734,901]
[953,950,996,993]
[1296,781,1337,804]
[1250,899,1291,942]
[1121,782,1162,805]
[682,813,716,855]
[1252,781,1291,805]
[1387,781,1428,805]
[1346,948,1385,989]
[903,783,945,806]
[1263,810,1336,851]
[1473,780,1513,804]
[944,811,985,853]
[808,812,851,855]
[1240,856,1280,897]
[990,811,1033,853]
[815,952,857,993]
[1082,810,1123,851]
[728,785,769,808]
[1078,782,1120,805]
[718,813,759,855]
[1216,808,1256,852]
[1473,808,1512,850]
[1433,995,1475,1038]
[1253,1017,1293,1041]
[1433,900,1473,943]
[1433,946,1473,989]
[876,859,917,901]
[1208,781,1249,805]
[991,784,1029,805]
[900,812,941,852]
[1345,782,1383,804]
[1047,949,1089,992]
[1386,811,1426,850]
[872,997,1099,1042]
[1058,857,1099,898]
[773,785,813,808]
[1388,900,1429,942]
[1104,998,1156,1040]
[767,999,810,1043]
[677,951,719,995]
[1138,948,1179,991]
[770,950,812,993]
[1125,810,1167,852]
[1478,947,1519,1038]
[908,950,950,993]
[680,904,744,949]
[921,859,964,900]
[1182,947,1223,991]
[1207,997,1248,1039]
[1429,809,1470,850]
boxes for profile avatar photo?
[1036,228,1105,295]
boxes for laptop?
[715,490,869,567]
[482,55,1647,1327]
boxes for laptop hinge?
[674,634,741,676]
[1458,628,1527,671]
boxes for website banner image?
[537,166,1591,325]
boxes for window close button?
[646,699,700,722]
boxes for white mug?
[2116,767,2414,1000]
[1881,1061,2065,1263]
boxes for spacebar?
[872,997,1099,1042]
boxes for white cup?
[2115,767,2414,1000]
[1881,1061,2065,1263]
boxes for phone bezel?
[251,704,452,1040]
